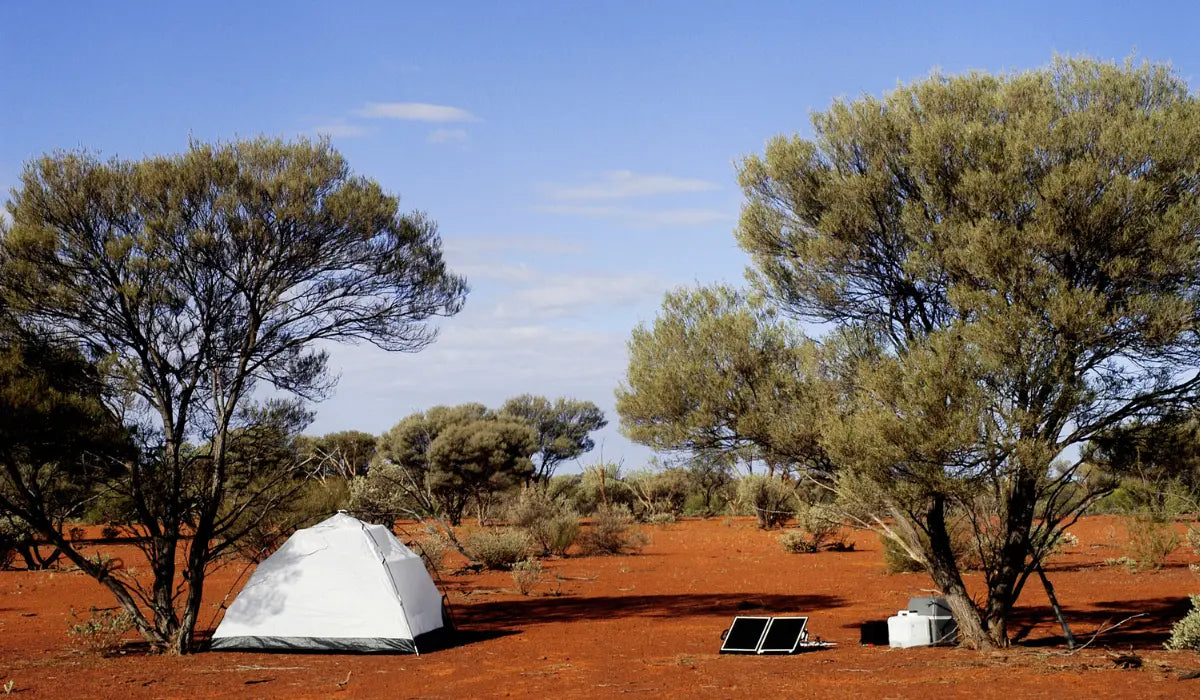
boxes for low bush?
[410,532,451,575]
[508,486,581,556]
[1166,594,1200,651]
[1124,517,1180,572]
[578,505,649,556]
[464,529,531,570]
[66,606,133,656]
[881,534,926,573]
[645,512,676,526]
[779,529,820,553]
[510,558,543,595]
[736,475,796,529]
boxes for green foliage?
[464,529,532,570]
[0,137,466,653]
[736,56,1200,649]
[509,557,543,595]
[500,395,607,480]
[375,405,537,525]
[577,504,649,556]
[1123,517,1181,572]
[628,467,691,519]
[507,485,580,556]
[1166,595,1200,651]
[736,475,796,529]
[409,532,451,576]
[573,463,635,514]
[617,285,827,474]
[881,534,926,574]
[66,606,133,656]
[779,529,820,554]
[298,431,377,480]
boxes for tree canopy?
[736,57,1200,648]
[616,285,827,475]
[500,394,607,480]
[0,137,467,652]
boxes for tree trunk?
[925,495,997,649]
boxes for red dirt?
[2,515,1198,698]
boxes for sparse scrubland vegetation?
[5,55,1200,670]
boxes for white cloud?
[357,102,480,123]
[427,128,469,144]
[499,273,664,319]
[312,122,370,139]
[543,170,719,200]
[534,204,731,228]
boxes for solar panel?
[719,616,771,654]
[757,617,809,654]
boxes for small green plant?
[1124,517,1180,572]
[66,606,134,656]
[510,558,543,595]
[3,679,14,695]
[779,529,820,553]
[1165,594,1200,651]
[464,529,531,570]
[578,504,649,555]
[508,487,581,556]
[645,512,676,526]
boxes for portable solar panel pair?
[719,616,809,654]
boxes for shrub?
[464,529,531,570]
[645,512,676,526]
[508,486,581,556]
[881,534,926,573]
[1124,517,1180,572]
[779,529,820,553]
[736,475,796,529]
[578,505,649,556]
[410,532,451,575]
[100,525,121,540]
[1166,594,1200,651]
[781,504,849,553]
[510,558,543,595]
[66,606,133,656]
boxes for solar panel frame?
[757,616,809,654]
[719,616,771,654]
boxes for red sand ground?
[2,515,1199,698]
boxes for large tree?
[0,138,467,653]
[616,285,827,475]
[500,394,607,480]
[737,57,1200,648]
[369,404,535,525]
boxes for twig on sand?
[1058,613,1147,655]
[337,671,352,689]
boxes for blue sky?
[4,1,1200,471]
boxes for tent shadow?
[459,592,846,631]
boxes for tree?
[500,394,607,480]
[371,404,535,525]
[0,138,467,653]
[736,57,1200,648]
[616,285,827,475]
[0,322,131,570]
[299,430,378,481]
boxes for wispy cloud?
[543,170,718,201]
[357,102,480,123]
[427,128,469,144]
[312,122,370,139]
[534,204,731,228]
[444,234,587,258]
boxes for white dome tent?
[210,512,449,653]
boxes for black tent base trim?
[208,627,451,654]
